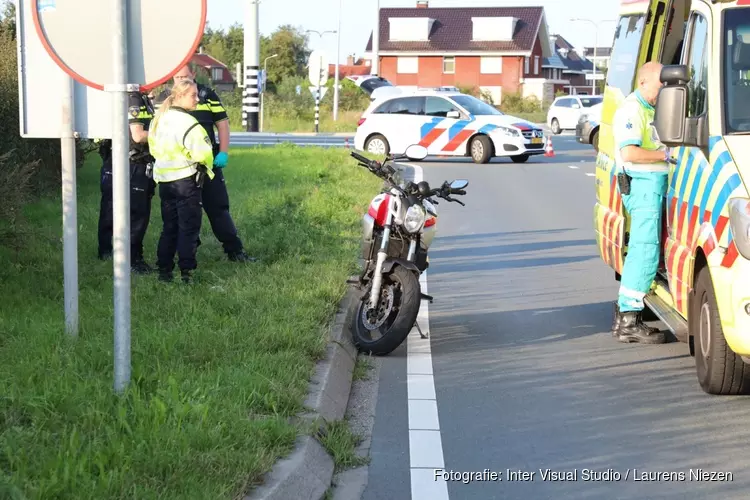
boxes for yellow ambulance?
[595,0,750,394]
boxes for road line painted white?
[586,173,595,177]
[568,165,579,169]
[407,165,449,500]
[411,468,450,500]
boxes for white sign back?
[308,49,328,87]
[17,0,111,138]
[32,0,207,90]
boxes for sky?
[206,0,622,64]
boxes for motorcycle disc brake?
[362,284,396,330]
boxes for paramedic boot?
[616,311,666,344]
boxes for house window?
[443,56,455,74]
[534,56,539,75]
[211,67,223,81]
[397,56,419,74]
[480,56,502,74]
[524,57,530,75]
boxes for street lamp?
[334,0,343,121]
[570,18,616,96]
[260,53,278,132]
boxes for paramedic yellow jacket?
[148,107,215,184]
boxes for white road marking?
[568,165,579,169]
[408,165,449,500]
[586,173,595,177]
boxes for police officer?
[612,61,670,344]
[169,63,255,262]
[149,79,215,284]
[96,90,156,274]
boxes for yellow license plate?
[531,137,543,144]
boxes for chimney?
[416,0,428,8]
[347,55,355,66]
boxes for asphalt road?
[357,136,750,500]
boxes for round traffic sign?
[32,0,207,91]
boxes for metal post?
[372,0,380,75]
[333,0,342,121]
[592,28,598,96]
[112,0,131,394]
[61,75,78,338]
[243,0,260,132]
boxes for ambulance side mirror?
[654,85,688,146]
[654,64,708,149]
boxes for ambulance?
[595,0,750,394]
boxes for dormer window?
[388,17,435,41]
[471,17,518,41]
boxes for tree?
[260,25,311,85]
[0,0,16,39]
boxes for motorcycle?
[347,144,469,355]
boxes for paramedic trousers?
[156,176,203,272]
[97,159,155,260]
[617,170,669,312]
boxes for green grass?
[352,356,373,381]
[0,145,382,499]
[227,106,361,134]
[316,420,368,473]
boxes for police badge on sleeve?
[129,105,140,119]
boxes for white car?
[546,95,603,135]
[354,90,546,164]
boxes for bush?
[500,91,545,114]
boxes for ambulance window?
[685,13,708,117]
[607,15,647,97]
[723,8,750,133]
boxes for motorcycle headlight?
[729,198,750,259]
[404,204,426,233]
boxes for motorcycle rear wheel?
[351,266,421,356]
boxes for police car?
[354,90,546,164]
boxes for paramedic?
[612,61,670,344]
[148,80,215,284]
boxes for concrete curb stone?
[244,286,358,500]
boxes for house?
[541,35,596,96]
[583,47,612,70]
[191,51,236,92]
[362,1,553,106]
[328,55,371,80]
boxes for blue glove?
[214,152,228,168]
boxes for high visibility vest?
[613,90,669,174]
[148,107,215,183]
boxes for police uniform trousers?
[97,158,155,260]
[617,170,669,312]
[199,148,244,255]
[156,176,203,272]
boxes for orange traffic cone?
[544,137,555,157]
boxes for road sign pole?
[315,87,320,133]
[61,74,78,338]
[243,0,260,132]
[110,0,131,395]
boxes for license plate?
[531,137,543,144]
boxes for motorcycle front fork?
[367,226,419,311]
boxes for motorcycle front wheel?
[351,265,421,356]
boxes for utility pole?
[244,0,260,131]
[372,0,380,75]
[333,0,342,121]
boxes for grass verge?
[227,106,361,134]
[0,144,381,499]
[316,420,368,473]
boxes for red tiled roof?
[328,64,371,78]
[364,7,544,53]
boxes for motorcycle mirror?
[450,179,469,190]
[404,144,428,161]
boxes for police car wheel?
[470,136,492,164]
[692,266,750,395]
[366,135,390,157]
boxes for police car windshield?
[723,9,750,134]
[451,95,503,116]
